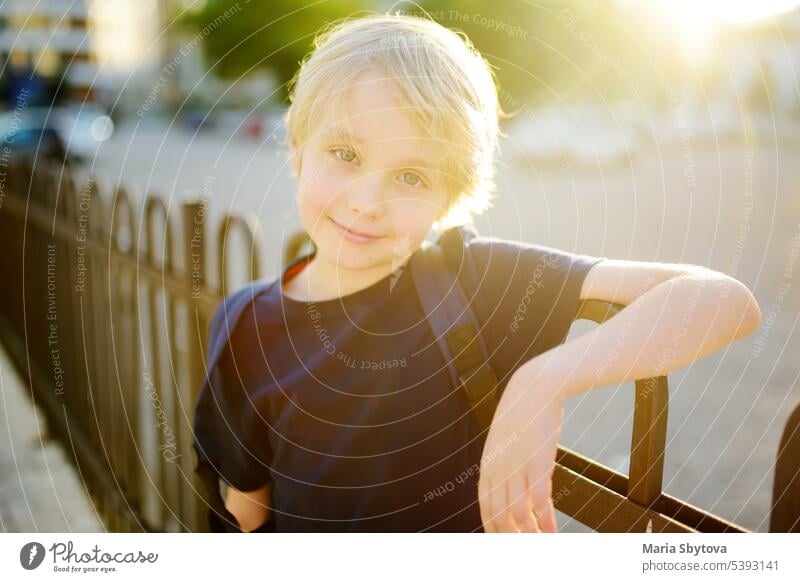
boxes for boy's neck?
[286,253,401,302]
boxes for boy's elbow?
[742,292,762,337]
[723,277,762,339]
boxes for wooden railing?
[0,160,754,533]
[553,301,746,532]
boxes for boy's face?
[289,70,451,273]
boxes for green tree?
[184,0,679,108]
[406,0,646,106]
[183,0,372,102]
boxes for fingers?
[509,473,540,533]
[478,475,495,533]
[481,471,556,533]
[479,475,518,533]
[527,470,557,533]
[478,447,559,533]
[492,475,519,532]
[536,497,558,533]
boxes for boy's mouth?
[328,217,386,244]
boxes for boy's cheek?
[296,150,339,198]
[394,199,445,234]
[297,178,344,220]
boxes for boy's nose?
[346,176,385,218]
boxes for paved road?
[0,343,104,532]
[10,120,798,532]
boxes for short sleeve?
[192,300,274,492]
[460,236,605,384]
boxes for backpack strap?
[192,279,276,532]
[204,280,276,384]
[436,225,488,323]
[409,229,500,434]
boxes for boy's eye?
[399,171,425,188]
[332,147,357,163]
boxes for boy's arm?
[477,261,762,533]
[556,261,761,398]
[225,483,272,532]
[560,259,762,394]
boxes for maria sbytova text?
[644,543,727,556]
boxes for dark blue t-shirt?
[193,234,604,532]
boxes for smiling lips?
[328,217,386,244]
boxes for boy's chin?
[316,245,395,272]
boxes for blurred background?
[0,0,798,533]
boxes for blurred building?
[0,0,163,114]
[725,8,800,115]
[0,0,94,106]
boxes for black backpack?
[193,225,501,532]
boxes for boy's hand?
[478,360,565,533]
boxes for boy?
[192,14,761,533]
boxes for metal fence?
[0,160,755,532]
[0,160,262,532]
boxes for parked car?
[0,104,114,165]
[54,103,115,161]
[506,104,641,169]
[0,107,68,163]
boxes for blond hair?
[284,13,503,231]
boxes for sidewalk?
[0,342,104,532]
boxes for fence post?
[627,376,669,506]
[182,199,212,531]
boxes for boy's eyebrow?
[322,126,442,170]
[323,126,365,145]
